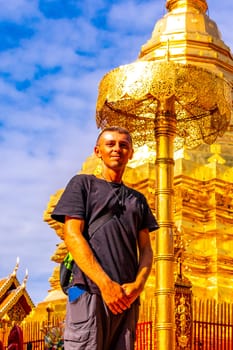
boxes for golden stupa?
[139,0,233,302]
[39,1,232,349]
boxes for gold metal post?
[154,97,177,349]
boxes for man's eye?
[119,143,129,148]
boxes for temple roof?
[0,259,35,322]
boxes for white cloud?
[108,1,163,33]
[0,0,38,21]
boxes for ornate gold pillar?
[154,97,176,350]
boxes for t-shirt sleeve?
[141,196,159,232]
[51,175,87,223]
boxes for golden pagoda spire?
[166,0,208,13]
[139,0,233,81]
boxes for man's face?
[94,131,134,170]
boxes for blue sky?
[0,0,232,305]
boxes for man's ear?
[129,148,134,160]
[94,145,102,159]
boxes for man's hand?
[121,282,141,305]
[100,280,131,315]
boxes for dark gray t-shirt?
[51,174,158,293]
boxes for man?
[51,126,159,350]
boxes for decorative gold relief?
[175,296,192,349]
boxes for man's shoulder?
[70,174,106,193]
[69,173,95,184]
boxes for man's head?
[96,126,133,147]
[94,126,134,172]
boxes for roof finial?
[12,257,20,276]
[21,269,28,288]
[22,269,29,288]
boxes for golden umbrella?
[96,60,232,350]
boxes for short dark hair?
[96,126,133,146]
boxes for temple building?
[0,259,34,342]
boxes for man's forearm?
[64,218,112,290]
[135,246,153,292]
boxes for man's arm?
[122,228,153,304]
[64,216,131,314]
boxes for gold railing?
[193,298,233,350]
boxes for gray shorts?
[64,292,139,350]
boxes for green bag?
[60,252,74,295]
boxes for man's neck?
[101,169,123,183]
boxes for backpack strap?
[88,211,113,237]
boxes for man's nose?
[113,143,121,151]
